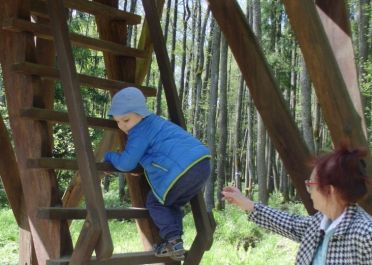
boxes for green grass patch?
[0,192,302,264]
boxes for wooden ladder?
[1,0,215,264]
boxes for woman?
[222,145,372,264]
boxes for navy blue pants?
[146,158,210,240]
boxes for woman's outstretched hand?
[222,186,255,212]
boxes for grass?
[0,192,303,265]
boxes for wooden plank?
[207,0,315,214]
[27,158,119,172]
[47,0,113,259]
[141,0,185,128]
[31,0,141,25]
[38,207,150,220]
[47,251,178,265]
[20,108,117,129]
[2,18,147,58]
[12,62,156,96]
[283,0,372,213]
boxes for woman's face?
[307,168,329,213]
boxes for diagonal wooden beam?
[315,0,367,136]
[207,0,315,214]
[282,0,372,213]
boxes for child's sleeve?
[104,132,149,172]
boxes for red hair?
[313,142,369,203]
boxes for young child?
[104,87,211,261]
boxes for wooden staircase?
[0,0,214,264]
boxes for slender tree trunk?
[170,0,178,73]
[204,20,221,211]
[299,55,315,153]
[156,0,172,115]
[216,35,228,210]
[233,76,244,190]
[179,0,189,103]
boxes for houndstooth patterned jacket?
[247,203,372,265]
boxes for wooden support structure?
[0,0,73,263]
[47,0,113,261]
[11,62,156,96]
[283,0,372,213]
[207,0,315,214]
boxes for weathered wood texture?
[47,0,113,260]
[283,0,372,213]
[3,18,146,57]
[142,0,185,127]
[207,0,315,214]
[0,0,70,263]
[93,0,162,254]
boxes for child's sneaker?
[154,237,185,261]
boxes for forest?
[0,0,371,264]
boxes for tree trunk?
[216,35,228,210]
[204,20,221,211]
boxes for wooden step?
[3,18,146,58]
[31,0,141,25]
[47,252,178,265]
[27,158,119,172]
[11,62,156,96]
[20,108,117,129]
[38,207,150,220]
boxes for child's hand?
[222,186,254,212]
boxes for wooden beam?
[20,108,117,129]
[38,207,150,220]
[3,18,147,58]
[142,0,186,128]
[315,0,366,136]
[47,0,113,259]
[207,0,315,214]
[282,0,372,213]
[47,252,178,265]
[12,62,156,96]
[31,0,141,25]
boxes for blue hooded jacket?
[104,114,211,203]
